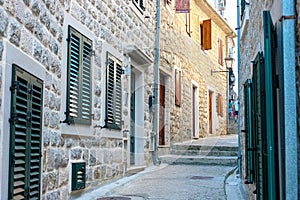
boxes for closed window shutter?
[9,65,43,200]
[81,40,92,121]
[105,55,122,129]
[244,79,254,184]
[175,69,181,106]
[202,19,212,50]
[67,26,92,125]
[218,39,223,65]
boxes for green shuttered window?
[66,26,92,125]
[9,65,43,200]
[105,54,122,130]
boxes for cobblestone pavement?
[74,164,238,200]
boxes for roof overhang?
[196,0,237,38]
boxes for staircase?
[159,135,238,166]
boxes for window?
[201,19,212,50]
[133,0,145,14]
[218,38,223,65]
[66,26,92,125]
[105,53,123,129]
[217,93,223,117]
[175,69,181,106]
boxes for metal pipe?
[236,0,242,178]
[282,0,298,198]
[153,0,161,165]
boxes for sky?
[224,1,239,96]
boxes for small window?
[133,0,146,14]
[199,24,203,48]
[175,69,181,106]
[66,26,92,125]
[105,53,123,130]
[202,19,212,50]
[218,38,223,66]
[217,93,223,117]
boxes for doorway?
[192,85,199,138]
[130,68,144,165]
[159,74,166,145]
[209,91,213,134]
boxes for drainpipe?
[153,0,161,165]
[282,0,298,198]
[236,0,242,178]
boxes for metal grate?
[97,197,131,200]
[72,162,86,191]
[190,176,214,180]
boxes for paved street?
[74,164,239,200]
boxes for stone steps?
[159,154,237,166]
[159,135,238,166]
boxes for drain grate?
[97,197,131,200]
[190,176,214,180]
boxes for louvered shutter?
[115,63,122,128]
[252,52,268,199]
[202,19,212,50]
[140,0,145,11]
[105,55,122,129]
[9,65,43,200]
[67,26,92,125]
[263,10,277,199]
[81,39,92,122]
[106,58,115,127]
[244,79,254,184]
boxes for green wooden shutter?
[263,10,277,200]
[115,63,122,128]
[252,52,269,200]
[66,26,92,125]
[9,65,43,200]
[244,79,254,184]
[81,40,92,122]
[105,54,122,129]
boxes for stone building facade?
[0,0,157,199]
[239,0,299,198]
[157,0,235,153]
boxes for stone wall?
[0,0,156,199]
